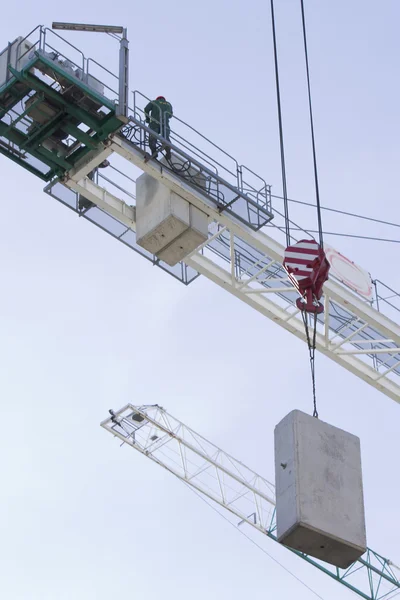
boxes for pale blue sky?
[0,2,399,599]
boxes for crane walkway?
[120,91,273,231]
[2,24,400,403]
[51,157,400,404]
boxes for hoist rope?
[270,0,291,247]
[271,0,326,417]
[273,194,400,230]
[299,0,324,417]
[268,202,400,244]
[269,223,400,245]
[301,310,319,418]
[300,0,324,248]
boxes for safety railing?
[121,90,273,231]
[96,163,137,207]
[202,225,400,378]
[8,26,119,107]
[264,202,400,324]
[131,90,271,201]
[373,280,400,321]
[208,210,400,323]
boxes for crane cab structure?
[0,26,123,181]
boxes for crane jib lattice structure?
[1,25,400,404]
[101,404,400,600]
[2,21,400,599]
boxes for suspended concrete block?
[274,409,367,568]
[136,171,208,266]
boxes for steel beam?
[61,173,400,404]
[186,252,400,404]
[110,136,400,344]
[65,177,135,226]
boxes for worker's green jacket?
[144,98,173,132]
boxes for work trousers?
[149,123,171,158]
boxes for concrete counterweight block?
[274,410,367,568]
[136,171,208,267]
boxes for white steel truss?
[58,137,400,404]
[101,404,400,600]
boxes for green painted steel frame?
[0,51,121,181]
[33,50,116,111]
[0,87,62,178]
[0,143,51,180]
[0,118,62,179]
[263,511,400,600]
[14,52,121,134]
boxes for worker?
[144,96,173,160]
[78,159,110,211]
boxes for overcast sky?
[1,1,399,599]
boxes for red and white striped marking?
[284,240,320,282]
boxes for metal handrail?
[208,231,400,372]
[14,26,42,71]
[125,107,219,178]
[87,57,119,96]
[15,40,40,72]
[134,118,223,191]
[12,25,119,106]
[98,173,136,201]
[4,26,271,225]
[241,164,271,197]
[373,280,400,314]
[123,116,273,225]
[108,164,136,185]
[131,100,221,178]
[42,27,85,72]
[170,109,239,176]
[133,89,238,167]
[132,90,239,179]
[130,90,270,209]
[40,43,82,72]
[168,129,219,176]
[264,211,400,314]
